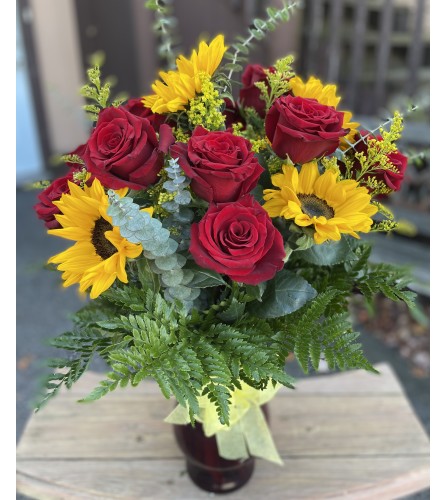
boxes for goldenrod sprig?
[72,167,89,188]
[187,73,225,130]
[349,111,404,184]
[26,180,51,190]
[371,220,399,232]
[255,55,295,112]
[340,111,405,198]
[80,55,128,121]
[59,154,85,166]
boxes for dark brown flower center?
[298,194,334,219]
[92,217,117,260]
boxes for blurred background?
[16,0,430,495]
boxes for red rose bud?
[385,149,408,191]
[82,106,175,190]
[239,64,275,118]
[33,172,76,229]
[123,97,170,132]
[265,95,348,164]
[347,131,408,192]
[223,98,245,130]
[189,195,285,285]
[171,126,264,203]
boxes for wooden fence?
[296,0,429,114]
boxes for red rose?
[347,131,408,192]
[239,64,274,118]
[123,97,169,132]
[265,95,348,164]
[82,106,174,190]
[189,195,285,285]
[33,172,76,229]
[171,126,264,203]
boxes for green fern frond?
[35,356,92,411]
[272,289,376,374]
[356,263,416,309]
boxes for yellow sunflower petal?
[314,169,338,199]
[87,270,118,300]
[289,75,341,108]
[142,35,227,114]
[299,162,320,194]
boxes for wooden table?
[16,362,429,499]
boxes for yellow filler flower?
[143,35,228,114]
[263,163,377,245]
[47,178,145,299]
[289,75,359,147]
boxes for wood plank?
[326,0,343,82]
[374,0,394,108]
[17,363,430,498]
[128,0,158,93]
[292,361,404,393]
[16,393,429,459]
[17,363,429,460]
[305,0,324,75]
[346,0,368,109]
[406,0,427,96]
[17,457,430,500]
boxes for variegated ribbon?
[165,381,283,465]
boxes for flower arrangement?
[33,0,416,474]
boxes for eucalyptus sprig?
[221,1,303,90]
[342,104,418,154]
[145,0,179,70]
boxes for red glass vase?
[173,404,269,493]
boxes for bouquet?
[33,0,416,479]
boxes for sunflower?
[289,75,359,147]
[143,35,228,114]
[47,178,145,299]
[263,162,377,244]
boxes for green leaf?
[217,299,245,323]
[233,43,249,54]
[79,380,117,402]
[250,270,317,318]
[83,104,100,115]
[186,264,227,288]
[253,19,267,31]
[249,29,265,40]
[222,63,244,72]
[294,233,315,251]
[136,259,160,294]
[280,8,290,21]
[243,284,266,302]
[299,238,358,266]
